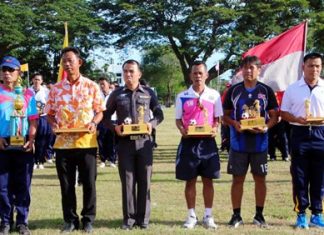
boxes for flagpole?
[303,20,308,54]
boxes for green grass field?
[27,108,322,234]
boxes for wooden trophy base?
[5,136,25,151]
[123,123,149,135]
[55,127,90,134]
[305,117,324,124]
[240,117,266,130]
[187,124,213,136]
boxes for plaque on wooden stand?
[54,107,89,134]
[187,104,213,136]
[122,106,149,135]
[240,100,267,130]
[304,99,324,124]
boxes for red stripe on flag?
[243,22,306,64]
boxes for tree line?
[0,0,322,98]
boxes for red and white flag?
[242,22,307,92]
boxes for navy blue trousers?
[34,115,55,164]
[268,120,289,159]
[0,150,34,226]
[97,122,117,163]
[290,125,324,214]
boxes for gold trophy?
[304,98,324,123]
[54,106,90,133]
[7,77,27,150]
[187,104,213,136]
[240,100,266,130]
[122,106,149,135]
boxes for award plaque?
[54,107,89,134]
[304,99,324,123]
[122,106,149,135]
[240,100,266,130]
[6,77,27,151]
[187,104,213,136]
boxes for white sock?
[204,208,212,218]
[188,208,196,218]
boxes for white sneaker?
[33,164,38,170]
[46,159,53,164]
[203,216,218,229]
[38,164,44,170]
[183,215,198,229]
[99,162,106,168]
[108,162,117,168]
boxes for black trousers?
[55,148,97,225]
[117,136,153,227]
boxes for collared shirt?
[281,76,324,126]
[45,75,104,149]
[175,85,223,129]
[101,91,116,121]
[30,85,49,116]
[104,85,163,131]
[223,81,278,153]
[0,84,38,137]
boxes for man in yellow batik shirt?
[46,47,104,234]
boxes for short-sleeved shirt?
[104,85,163,129]
[0,84,38,137]
[223,81,278,153]
[45,75,104,149]
[175,86,223,129]
[281,77,324,126]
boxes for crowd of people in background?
[0,50,323,234]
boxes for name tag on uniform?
[130,135,142,140]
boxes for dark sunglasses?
[2,67,17,72]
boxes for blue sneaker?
[310,214,324,228]
[295,213,309,229]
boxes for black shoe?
[138,224,148,229]
[228,214,243,228]
[61,222,78,233]
[82,222,93,233]
[253,214,268,228]
[0,224,10,235]
[16,224,31,235]
[121,224,133,230]
[269,156,276,161]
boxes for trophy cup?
[122,105,149,135]
[7,77,27,151]
[187,103,213,136]
[54,106,90,133]
[304,98,324,123]
[240,100,266,130]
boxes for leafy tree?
[93,0,319,86]
[142,46,185,106]
[0,0,103,83]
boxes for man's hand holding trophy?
[121,105,150,135]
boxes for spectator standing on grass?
[30,73,55,169]
[46,47,104,233]
[97,77,117,168]
[281,52,324,229]
[223,55,278,228]
[103,59,163,230]
[175,61,223,230]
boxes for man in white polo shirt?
[281,52,324,229]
